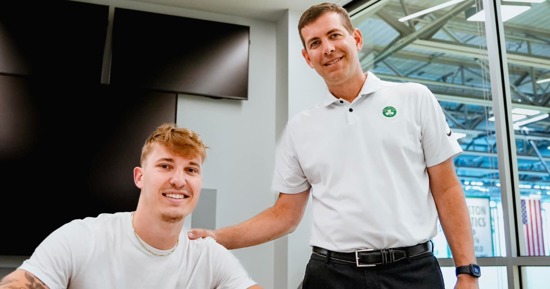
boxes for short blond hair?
[141,123,208,165]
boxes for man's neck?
[328,72,367,103]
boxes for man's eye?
[186,167,198,174]
[309,41,319,49]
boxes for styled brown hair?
[298,2,354,48]
[141,123,208,165]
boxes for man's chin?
[160,212,184,223]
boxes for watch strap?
[455,264,481,278]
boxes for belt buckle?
[355,248,376,267]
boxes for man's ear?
[353,28,363,51]
[133,166,144,189]
[302,48,314,68]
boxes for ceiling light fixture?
[453,132,468,139]
[488,108,543,122]
[537,78,550,84]
[398,0,465,22]
[512,108,542,116]
[502,0,544,2]
[465,2,532,22]
[513,113,549,129]
[488,114,526,122]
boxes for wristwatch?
[455,264,481,278]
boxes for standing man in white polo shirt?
[189,2,479,289]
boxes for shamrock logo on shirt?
[382,106,397,118]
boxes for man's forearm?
[215,207,297,249]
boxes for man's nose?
[323,43,335,55]
[169,170,186,188]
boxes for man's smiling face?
[300,11,363,86]
[134,142,203,222]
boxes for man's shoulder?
[60,212,127,232]
[79,211,127,223]
[378,79,427,90]
[291,101,327,120]
[373,79,432,99]
[186,236,235,258]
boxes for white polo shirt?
[272,71,462,252]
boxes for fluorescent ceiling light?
[399,0,465,22]
[488,114,526,122]
[513,113,549,129]
[488,108,542,122]
[512,114,527,121]
[537,77,550,84]
[466,4,531,22]
[453,132,467,139]
[512,108,542,116]
[398,0,543,22]
[503,0,544,2]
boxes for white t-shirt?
[272,71,462,252]
[19,212,257,289]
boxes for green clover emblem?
[382,106,397,118]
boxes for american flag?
[521,198,545,256]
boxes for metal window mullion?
[482,0,522,288]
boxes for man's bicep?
[0,269,49,289]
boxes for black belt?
[312,241,433,267]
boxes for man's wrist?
[455,264,481,278]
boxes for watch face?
[456,264,481,278]
[471,264,481,277]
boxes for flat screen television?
[0,0,109,84]
[0,75,178,256]
[110,8,250,100]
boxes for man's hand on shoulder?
[188,228,217,241]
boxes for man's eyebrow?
[306,28,343,44]
[305,36,319,45]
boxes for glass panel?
[350,0,500,257]
[441,266,508,289]
[521,266,550,288]
[500,0,550,257]
[349,0,550,285]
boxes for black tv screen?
[0,75,177,256]
[0,0,109,84]
[110,8,250,100]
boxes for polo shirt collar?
[321,71,383,106]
